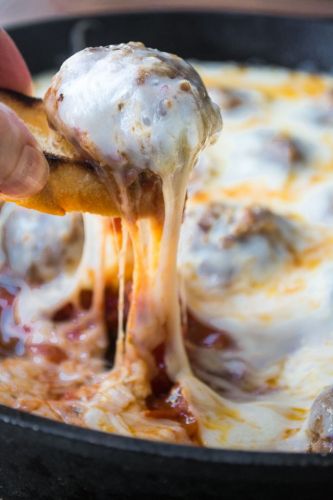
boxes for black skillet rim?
[0,403,332,467]
[3,9,333,469]
[8,10,333,73]
[5,7,333,29]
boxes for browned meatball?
[308,386,333,453]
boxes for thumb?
[0,103,49,198]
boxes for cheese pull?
[0,88,162,217]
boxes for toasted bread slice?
[0,89,162,217]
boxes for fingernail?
[0,144,49,198]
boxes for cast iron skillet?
[1,11,333,500]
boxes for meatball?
[308,386,333,453]
[3,206,84,285]
[180,202,296,290]
[222,128,307,189]
[238,130,306,170]
[44,42,221,178]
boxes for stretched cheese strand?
[114,220,130,366]
[111,163,193,375]
[160,171,191,377]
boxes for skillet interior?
[2,10,333,500]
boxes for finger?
[0,103,49,198]
[0,30,32,95]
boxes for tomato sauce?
[145,312,235,443]
[52,302,76,322]
[186,311,235,350]
[150,343,173,397]
[146,384,200,443]
[28,343,67,364]
[147,341,200,443]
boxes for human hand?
[0,29,49,198]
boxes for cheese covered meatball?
[222,129,307,189]
[2,206,84,284]
[44,42,221,177]
[180,202,296,291]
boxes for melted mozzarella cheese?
[3,59,333,452]
[180,63,333,451]
[2,204,83,284]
